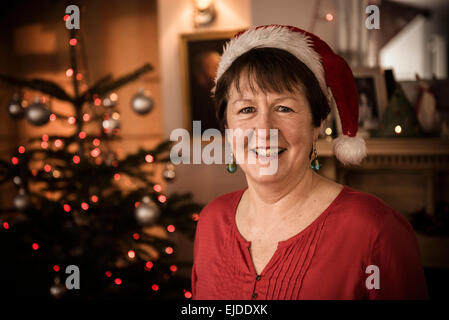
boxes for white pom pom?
[332,135,367,166]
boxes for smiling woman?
[191,25,428,300]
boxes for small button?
[256,275,261,281]
[252,293,258,299]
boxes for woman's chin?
[242,163,286,184]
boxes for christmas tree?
[0,26,202,299]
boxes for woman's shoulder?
[334,185,415,237]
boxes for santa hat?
[214,25,367,166]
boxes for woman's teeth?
[251,148,286,156]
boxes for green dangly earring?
[310,142,321,171]
[226,153,238,173]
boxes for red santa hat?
[214,25,367,166]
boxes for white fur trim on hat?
[332,135,367,166]
[215,26,328,95]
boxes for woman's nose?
[254,110,275,130]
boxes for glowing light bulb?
[394,125,402,134]
[66,68,74,77]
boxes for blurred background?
[0,0,448,300]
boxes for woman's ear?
[313,121,324,141]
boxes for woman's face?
[225,74,322,184]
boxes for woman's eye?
[239,106,255,114]
[277,105,293,112]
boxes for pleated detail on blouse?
[218,188,332,300]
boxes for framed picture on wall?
[180,30,242,135]
[352,67,388,137]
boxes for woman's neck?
[244,168,319,221]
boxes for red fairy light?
[184,291,192,299]
[18,146,25,154]
[79,131,86,139]
[41,141,49,149]
[3,222,10,229]
[113,173,120,181]
[152,284,159,291]
[68,116,76,124]
[72,155,80,164]
[128,250,135,259]
[82,113,90,122]
[114,278,122,285]
[192,213,199,221]
[93,138,100,146]
[153,184,162,192]
[91,195,99,203]
[11,157,19,165]
[169,265,178,272]
[63,14,70,21]
[49,113,57,121]
[145,154,154,163]
[76,73,83,81]
[167,225,175,233]
[54,139,63,148]
[165,247,173,254]
[94,98,101,106]
[90,148,101,158]
[63,204,71,212]
[53,265,60,272]
[69,38,77,46]
[81,202,89,210]
[32,243,39,250]
[44,164,52,172]
[105,270,112,277]
[158,195,166,203]
[132,233,140,240]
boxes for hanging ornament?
[50,276,67,299]
[162,163,176,181]
[26,98,51,126]
[14,188,31,210]
[13,176,22,186]
[131,89,154,115]
[135,196,160,225]
[103,92,118,108]
[102,111,121,135]
[7,94,25,119]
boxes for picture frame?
[179,30,243,135]
[352,67,388,137]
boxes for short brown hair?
[213,47,331,130]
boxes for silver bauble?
[131,89,154,115]
[135,198,160,225]
[50,276,66,299]
[14,189,30,210]
[26,100,51,126]
[13,176,22,186]
[7,97,25,119]
[102,112,121,135]
[163,163,176,181]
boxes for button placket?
[251,274,261,299]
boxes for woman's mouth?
[250,147,287,157]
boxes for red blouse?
[191,185,428,300]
